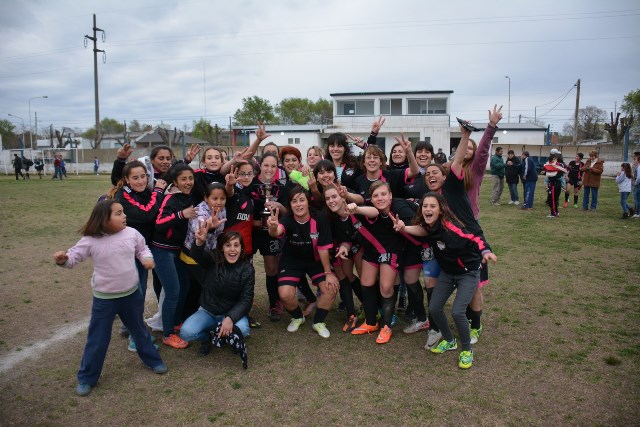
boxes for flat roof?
[330,90,454,97]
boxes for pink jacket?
[468,125,497,219]
[62,227,153,295]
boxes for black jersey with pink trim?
[401,171,428,200]
[421,218,487,275]
[249,176,290,217]
[568,161,584,182]
[441,164,484,238]
[115,186,164,244]
[152,192,193,250]
[353,169,410,203]
[279,212,333,262]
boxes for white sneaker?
[514,201,520,206]
[403,319,430,334]
[633,214,640,218]
[508,200,514,205]
[424,329,442,350]
[312,322,330,338]
[145,312,163,332]
[287,317,305,332]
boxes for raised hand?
[234,148,250,163]
[371,116,386,133]
[488,104,503,127]
[390,214,405,232]
[394,132,412,154]
[255,121,271,142]
[117,143,133,160]
[266,207,280,231]
[53,251,69,265]
[210,208,228,229]
[346,134,366,149]
[226,166,238,186]
[194,219,209,245]
[186,144,201,163]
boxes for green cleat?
[430,338,457,354]
[458,350,474,369]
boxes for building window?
[337,99,374,116]
[408,98,448,115]
[287,138,300,144]
[380,99,402,115]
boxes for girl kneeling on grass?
[391,192,497,369]
[180,230,254,356]
[53,200,167,397]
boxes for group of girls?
[57,105,505,397]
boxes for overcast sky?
[1,0,639,136]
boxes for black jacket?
[191,243,255,323]
[152,191,193,250]
[505,156,521,184]
[423,218,489,275]
[115,186,164,244]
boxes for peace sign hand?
[234,148,250,164]
[371,116,386,133]
[346,134,365,149]
[390,214,405,232]
[117,143,133,160]
[394,132,412,154]
[226,166,238,186]
[194,219,209,246]
[210,208,227,229]
[255,121,271,142]
[266,207,280,231]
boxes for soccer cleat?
[342,314,358,332]
[248,316,261,328]
[351,322,379,335]
[562,201,569,208]
[458,350,474,369]
[286,317,305,332]
[375,325,392,344]
[390,314,399,327]
[173,323,183,333]
[268,308,281,322]
[430,338,457,354]
[424,329,443,350]
[574,203,579,208]
[470,324,483,345]
[152,363,169,374]
[162,334,189,349]
[403,319,430,334]
[312,322,331,338]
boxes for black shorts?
[252,229,282,256]
[479,262,489,288]
[403,244,427,271]
[362,249,401,272]
[568,178,582,187]
[277,260,326,287]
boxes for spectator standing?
[434,148,447,165]
[580,150,604,211]
[61,157,68,177]
[12,154,25,180]
[94,157,100,175]
[34,158,44,178]
[632,152,640,219]
[520,151,538,210]
[22,156,32,179]
[52,155,63,180]
[490,147,505,205]
[565,153,584,208]
[616,163,634,219]
[504,150,521,205]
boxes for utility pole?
[35,112,38,149]
[84,14,105,148]
[573,79,580,145]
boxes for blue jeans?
[620,192,631,214]
[78,290,163,386]
[583,186,599,210]
[507,182,519,202]
[428,269,480,352]
[180,308,250,342]
[150,247,190,337]
[522,181,536,208]
[634,186,640,213]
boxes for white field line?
[0,318,89,374]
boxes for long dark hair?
[313,159,338,191]
[325,132,358,170]
[411,192,463,229]
[80,199,119,236]
[150,145,173,161]
[169,163,194,184]
[107,160,148,198]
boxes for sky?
[1,0,639,136]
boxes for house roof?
[232,125,323,132]
[135,129,207,144]
[330,90,454,97]
[450,123,547,132]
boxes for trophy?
[260,183,276,230]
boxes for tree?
[233,96,276,125]
[578,105,606,141]
[622,89,640,115]
[275,97,333,125]
[604,112,634,145]
[192,118,214,144]
[0,119,20,149]
[82,117,126,148]
[128,119,142,132]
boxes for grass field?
[0,173,638,426]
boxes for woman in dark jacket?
[504,150,521,205]
[180,231,255,356]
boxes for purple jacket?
[468,125,497,219]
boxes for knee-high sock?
[469,309,482,330]
[313,308,329,324]
[564,191,570,202]
[287,306,303,319]
[361,286,379,326]
[574,194,579,205]
[266,275,279,309]
[406,282,426,322]
[339,278,356,315]
[351,277,363,302]
[381,296,396,327]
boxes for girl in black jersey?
[191,147,226,205]
[323,184,366,332]
[565,153,584,208]
[392,192,497,369]
[250,153,290,322]
[349,181,404,345]
[266,186,339,338]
